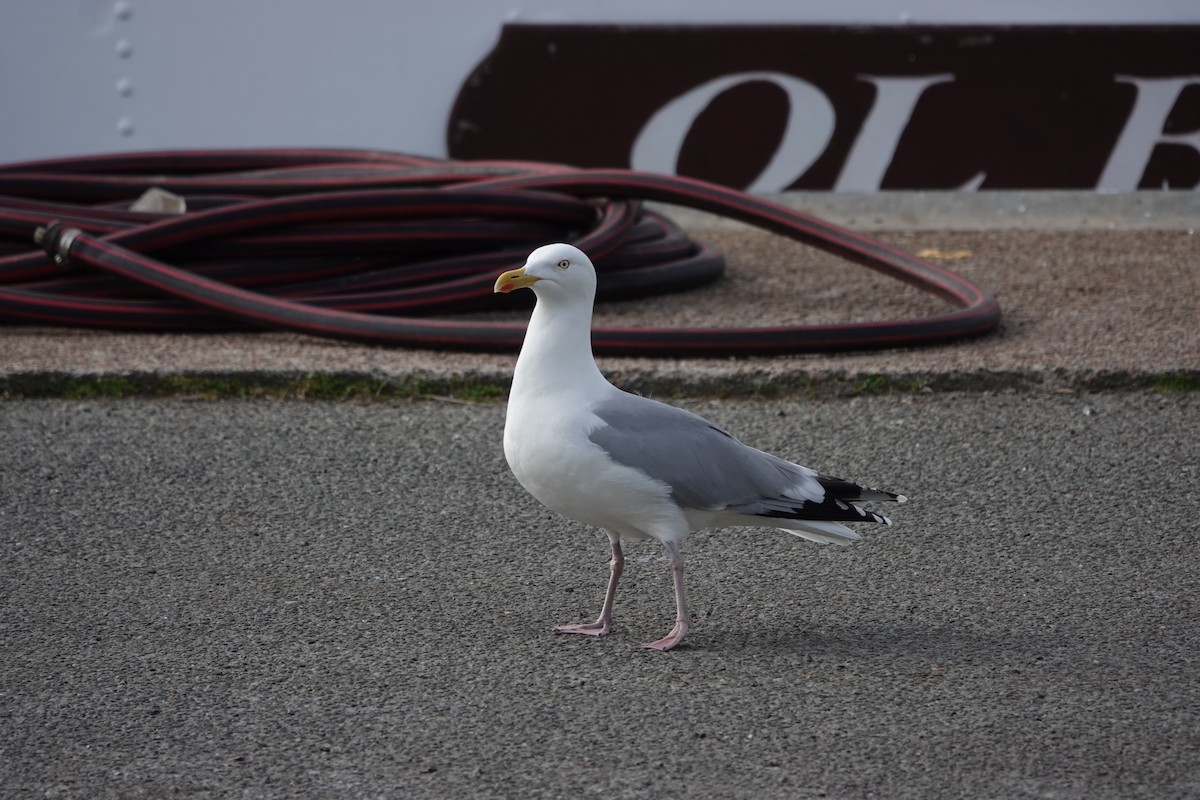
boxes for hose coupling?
[33,221,83,268]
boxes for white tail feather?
[778,519,861,546]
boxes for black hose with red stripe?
[0,148,1000,356]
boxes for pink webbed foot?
[639,540,691,651]
[640,619,689,651]
[553,537,622,640]
[552,619,611,637]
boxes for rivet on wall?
[113,2,134,139]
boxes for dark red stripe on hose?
[464,170,994,311]
[33,229,528,349]
[0,149,1000,356]
[0,188,597,283]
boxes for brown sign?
[447,25,1200,191]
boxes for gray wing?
[589,394,825,510]
[589,393,903,523]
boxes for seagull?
[494,243,907,651]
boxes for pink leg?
[641,540,690,651]
[553,537,623,637]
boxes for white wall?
[1,0,1196,164]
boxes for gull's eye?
[556,259,570,270]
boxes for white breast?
[503,400,689,541]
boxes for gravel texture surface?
[2,394,1197,798]
[2,192,1198,797]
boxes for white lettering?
[1099,76,1200,191]
[835,74,967,192]
[630,71,835,193]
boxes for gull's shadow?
[698,617,1062,667]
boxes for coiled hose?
[0,148,999,356]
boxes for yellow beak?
[494,265,541,294]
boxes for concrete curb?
[655,190,1200,232]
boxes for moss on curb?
[1151,371,1200,394]
[1,372,511,403]
[2,368,1197,402]
[850,373,930,396]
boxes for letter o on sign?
[631,71,836,193]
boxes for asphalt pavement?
[2,190,1197,798]
[2,392,1197,799]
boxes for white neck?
[511,293,610,401]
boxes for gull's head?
[493,243,597,303]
